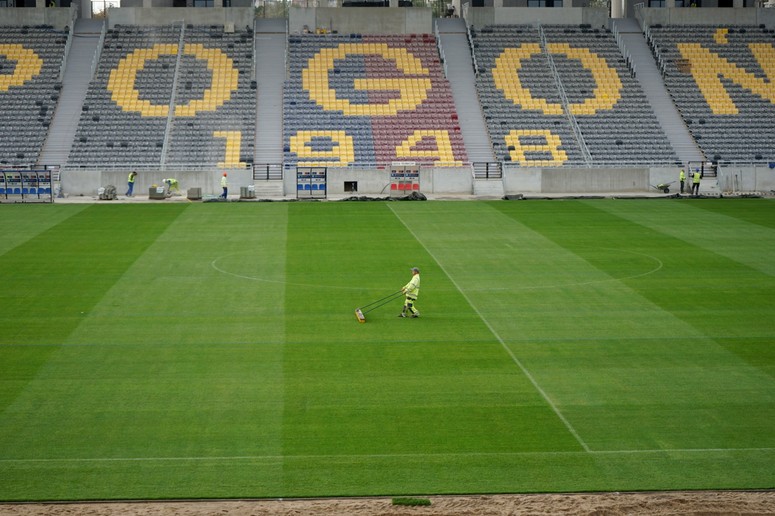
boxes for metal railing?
[160,21,186,172]
[253,163,284,180]
[465,20,479,77]
[434,21,448,79]
[472,161,502,179]
[58,5,80,82]
[90,20,107,81]
[612,22,636,78]
[59,158,698,174]
[538,25,593,165]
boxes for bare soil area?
[2,491,774,516]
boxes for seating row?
[283,34,467,166]
[0,26,67,166]
[472,24,677,166]
[648,24,775,162]
[68,24,255,168]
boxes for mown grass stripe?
[0,204,188,414]
[387,202,591,453]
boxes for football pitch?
[0,198,773,501]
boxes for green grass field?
[1,199,774,501]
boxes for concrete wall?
[717,165,775,193]
[503,168,541,193]
[327,167,394,195]
[466,7,608,30]
[540,167,648,193]
[637,7,775,28]
[500,166,689,194]
[107,7,255,28]
[61,169,254,198]
[0,7,73,28]
[288,7,432,34]
[60,166,775,197]
[286,166,473,197]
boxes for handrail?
[160,21,186,172]
[90,20,107,80]
[539,25,592,165]
[644,25,667,76]
[434,21,448,79]
[58,5,79,82]
[466,20,479,77]
[612,22,636,77]
[61,157,711,174]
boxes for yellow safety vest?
[403,274,420,299]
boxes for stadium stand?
[647,24,775,164]
[165,25,255,169]
[542,24,677,165]
[472,25,587,166]
[0,25,68,167]
[67,23,255,170]
[472,24,677,167]
[68,25,179,167]
[284,33,467,167]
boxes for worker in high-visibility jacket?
[679,168,686,194]
[162,178,179,196]
[399,267,421,318]
[692,169,702,196]
[126,171,137,197]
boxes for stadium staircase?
[436,18,502,197]
[38,19,104,168]
[611,18,704,167]
[253,18,286,197]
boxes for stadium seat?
[648,24,775,163]
[67,24,255,169]
[284,33,466,167]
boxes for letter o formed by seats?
[107,43,239,117]
[302,43,432,117]
[493,43,621,116]
[0,44,43,92]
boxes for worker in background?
[162,178,179,196]
[692,169,702,196]
[220,172,228,199]
[679,168,686,194]
[126,171,137,197]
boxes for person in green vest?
[679,168,686,194]
[692,169,702,196]
[399,267,421,318]
[125,171,137,197]
[162,178,179,196]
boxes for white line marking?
[387,205,591,453]
[467,247,664,292]
[210,248,662,294]
[210,252,388,292]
